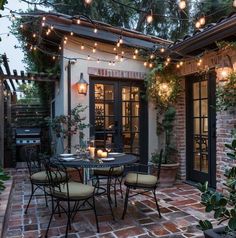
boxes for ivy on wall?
[216,72,236,111]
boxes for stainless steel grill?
[15,128,41,146]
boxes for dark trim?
[67,61,72,153]
[170,13,236,56]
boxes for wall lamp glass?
[77,73,88,95]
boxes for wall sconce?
[220,54,234,81]
[77,73,88,95]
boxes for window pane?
[193,82,199,99]
[104,85,114,100]
[201,81,208,98]
[131,87,139,101]
[193,101,200,117]
[95,84,104,100]
[122,87,130,101]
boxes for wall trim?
[87,67,146,80]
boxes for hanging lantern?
[77,73,88,95]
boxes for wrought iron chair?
[44,160,99,238]
[121,149,163,219]
[93,165,124,207]
[24,145,50,214]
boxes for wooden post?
[0,77,4,167]
[67,61,72,153]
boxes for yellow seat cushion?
[93,166,124,176]
[124,172,158,187]
[30,171,66,183]
[53,181,94,200]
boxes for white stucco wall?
[55,36,158,158]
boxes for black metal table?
[51,153,137,182]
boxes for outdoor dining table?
[51,153,138,183]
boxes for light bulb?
[179,0,186,10]
[81,45,85,50]
[146,14,153,24]
[167,57,171,62]
[176,64,180,68]
[135,49,139,54]
[149,63,153,68]
[120,56,124,62]
[233,0,236,7]
[160,48,165,53]
[42,16,46,21]
[119,36,123,44]
[94,42,97,46]
[144,62,147,67]
[85,0,92,4]
[87,55,91,60]
[133,54,137,59]
[92,47,96,53]
[113,47,117,51]
[77,19,81,24]
[199,16,206,26]
[97,59,100,63]
[180,61,183,66]
[150,54,155,59]
[52,56,56,60]
[20,24,23,29]
[115,54,119,60]
[70,32,74,36]
[195,21,201,29]
[94,28,98,33]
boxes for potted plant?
[146,64,182,187]
[151,106,179,187]
[197,136,236,237]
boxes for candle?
[101,151,108,158]
[97,149,103,157]
[89,147,95,158]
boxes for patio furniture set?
[23,144,163,238]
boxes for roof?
[169,12,236,58]
[25,11,171,51]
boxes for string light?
[77,19,81,24]
[167,57,171,62]
[115,53,119,60]
[195,21,201,29]
[233,0,236,7]
[121,51,125,55]
[42,16,46,21]
[118,36,123,44]
[70,31,74,36]
[179,0,186,10]
[94,28,98,33]
[33,46,37,51]
[144,61,147,67]
[160,48,165,53]
[97,59,100,63]
[87,55,91,60]
[50,25,54,30]
[146,10,153,24]
[59,46,62,50]
[33,33,36,38]
[180,61,183,66]
[150,54,155,59]
[149,63,153,68]
[92,47,96,53]
[199,16,206,26]
[41,21,45,27]
[52,56,56,60]
[117,42,120,47]
[20,24,23,29]
[176,63,180,68]
[94,42,97,46]
[133,54,137,59]
[120,56,124,62]
[81,44,85,50]
[134,49,139,54]
[85,0,92,4]
[113,47,117,51]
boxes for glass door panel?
[187,72,216,187]
[91,80,145,158]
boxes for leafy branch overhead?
[216,72,236,111]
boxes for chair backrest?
[24,145,41,176]
[44,160,70,198]
[157,149,163,180]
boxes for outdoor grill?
[15,128,41,146]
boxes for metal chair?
[121,149,163,219]
[44,160,99,238]
[24,145,50,214]
[93,165,124,208]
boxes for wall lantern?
[77,73,88,95]
[220,54,234,81]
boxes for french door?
[186,72,216,188]
[90,78,148,163]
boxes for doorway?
[186,72,216,187]
[90,78,148,163]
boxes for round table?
[53,153,137,168]
[51,153,138,183]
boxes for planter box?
[159,163,179,187]
[204,227,236,238]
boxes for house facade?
[30,12,236,190]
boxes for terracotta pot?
[66,168,83,183]
[158,163,179,188]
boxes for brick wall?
[216,109,236,192]
[173,79,186,180]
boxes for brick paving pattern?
[4,169,212,238]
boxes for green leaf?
[229,218,236,230]
[198,220,213,231]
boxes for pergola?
[0,54,59,166]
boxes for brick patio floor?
[3,168,212,238]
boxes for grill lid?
[15,128,41,137]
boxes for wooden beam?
[2,54,16,91]
[20,71,25,83]
[1,74,59,82]
[0,77,4,167]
